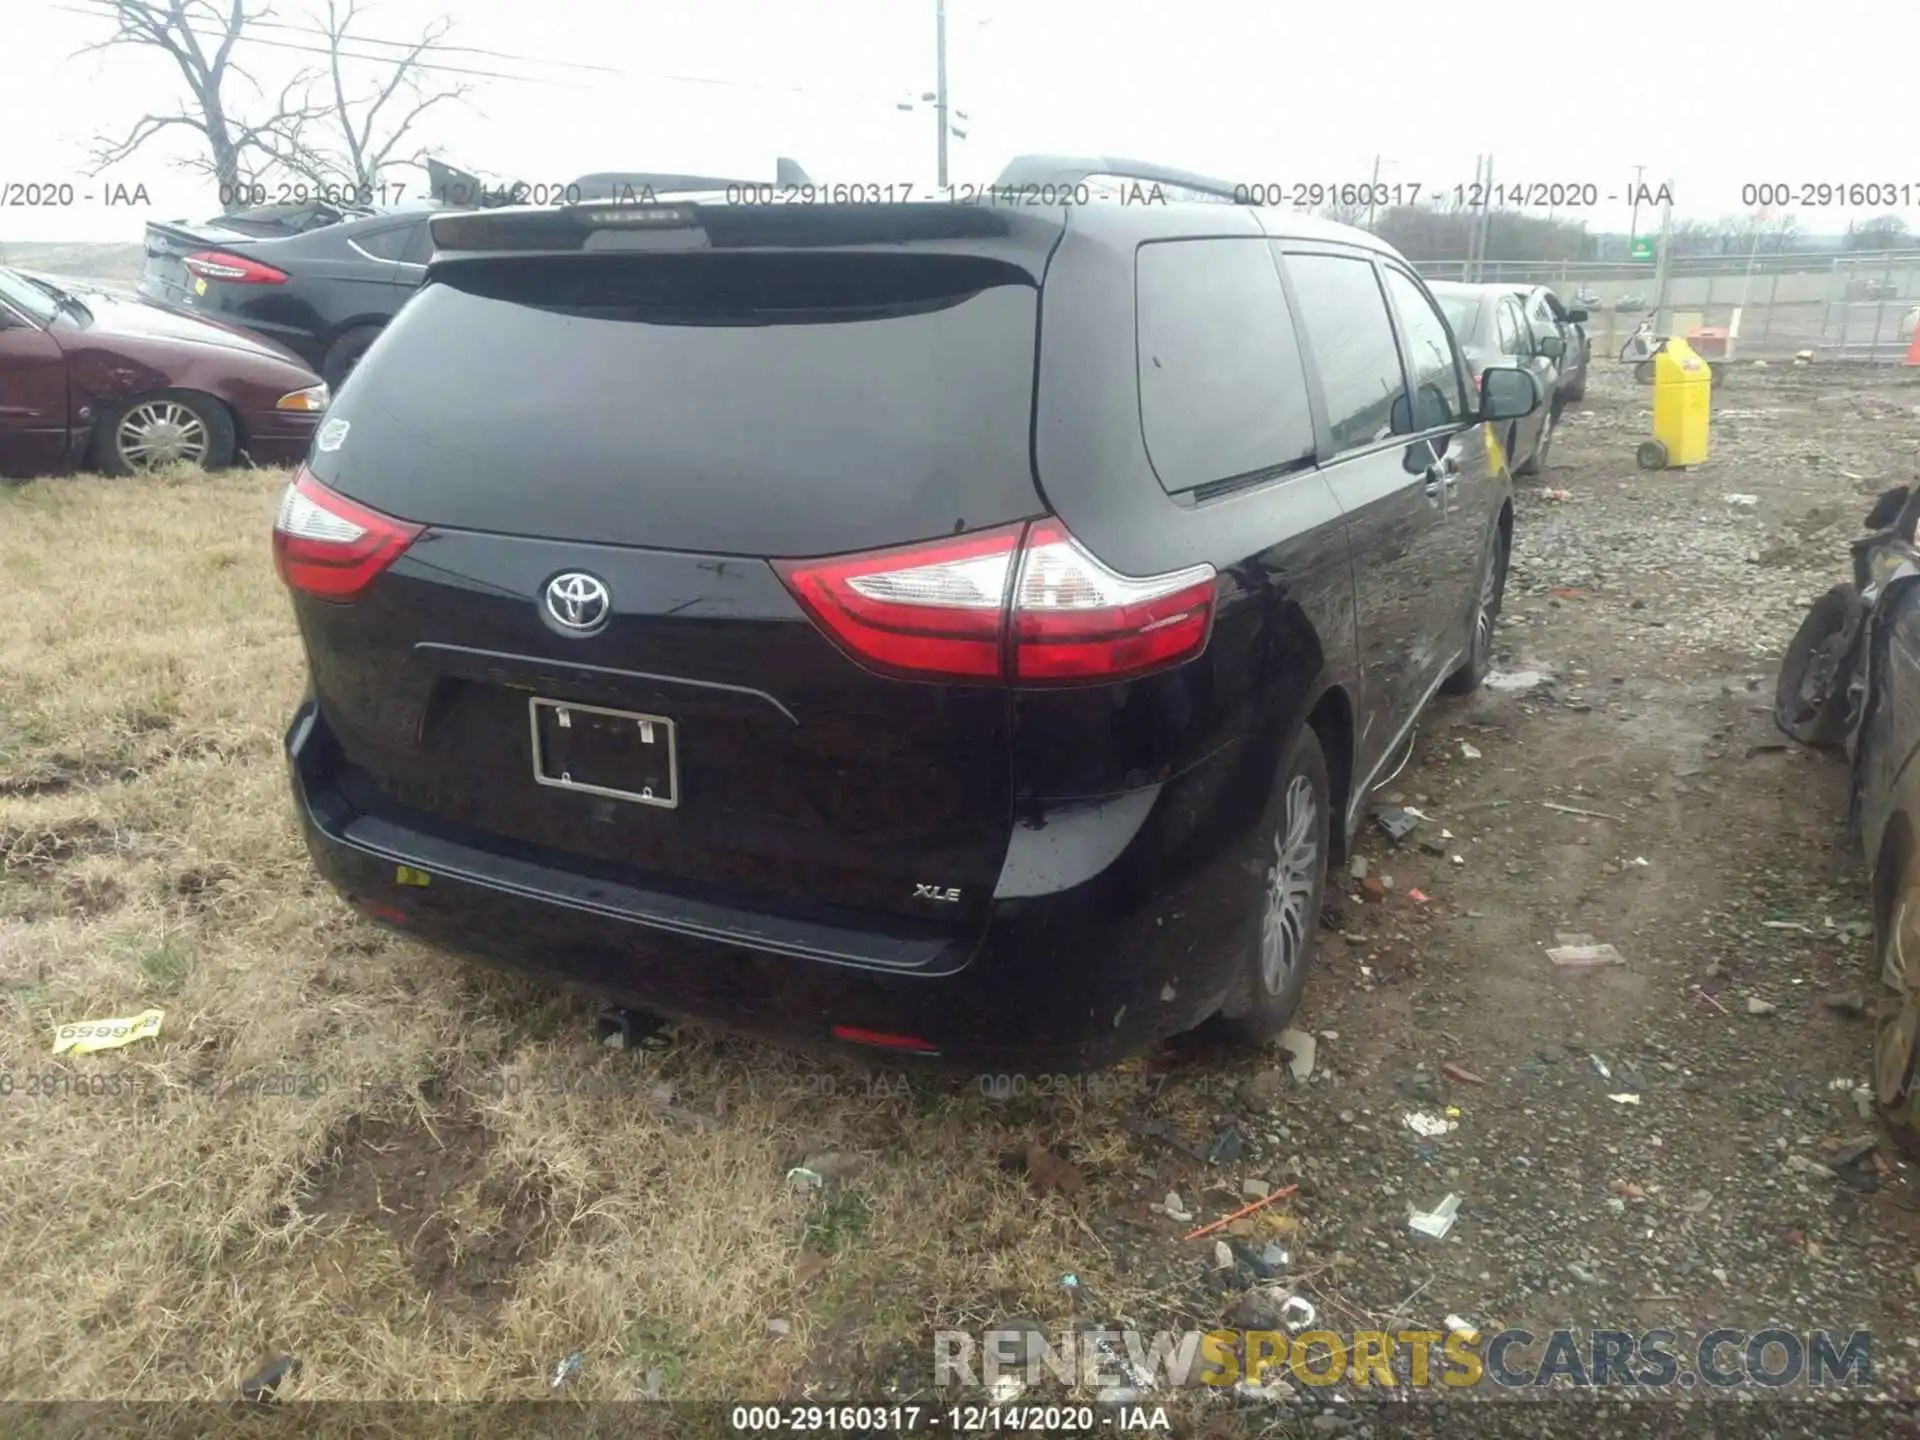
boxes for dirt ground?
[4,359,1920,1434]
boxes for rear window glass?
[1437,294,1479,340]
[1134,238,1315,492]
[314,253,1045,556]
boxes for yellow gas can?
[1637,337,1711,470]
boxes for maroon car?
[0,266,327,479]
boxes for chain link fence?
[1410,250,1920,364]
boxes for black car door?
[1280,246,1450,788]
[1380,264,1493,670]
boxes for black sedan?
[1775,483,1920,1152]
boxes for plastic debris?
[1590,1056,1612,1079]
[550,1351,583,1389]
[1349,855,1370,880]
[1724,494,1759,506]
[1213,1240,1235,1271]
[1539,488,1571,502]
[990,1375,1027,1404]
[1439,1062,1484,1085]
[51,1008,163,1056]
[1608,1093,1642,1105]
[1404,1111,1456,1138]
[239,1354,300,1403]
[1445,1314,1480,1342]
[1408,1193,1461,1239]
[1375,807,1420,841]
[1407,888,1430,904]
[1542,801,1624,822]
[1183,1183,1298,1242]
[1160,1191,1193,1223]
[1278,1028,1316,1083]
[1548,942,1626,968]
[766,1317,792,1337]
[1459,741,1482,760]
[1279,1295,1316,1332]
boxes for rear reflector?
[831,1025,940,1054]
[775,520,1216,685]
[272,467,423,600]
[183,249,288,284]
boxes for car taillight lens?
[183,250,288,284]
[1010,521,1216,681]
[775,520,1217,685]
[272,467,422,600]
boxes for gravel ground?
[953,359,1920,1437]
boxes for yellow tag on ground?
[51,1009,164,1056]
[395,865,431,887]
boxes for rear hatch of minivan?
[284,203,1065,948]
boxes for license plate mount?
[528,697,678,809]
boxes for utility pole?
[1626,163,1646,262]
[1652,188,1674,336]
[935,0,950,189]
[1365,153,1381,232]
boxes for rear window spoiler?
[568,157,815,200]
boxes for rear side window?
[1495,300,1522,355]
[1381,268,1467,428]
[1281,252,1409,455]
[1134,238,1315,492]
[400,221,434,266]
[352,224,415,261]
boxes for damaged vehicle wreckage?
[277,155,1543,1071]
[1776,480,1920,1150]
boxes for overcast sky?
[3,0,1913,245]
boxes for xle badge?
[913,884,961,903]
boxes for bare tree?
[78,0,467,206]
[277,0,471,193]
[78,1,327,195]
[1319,199,1369,229]
[1846,213,1912,251]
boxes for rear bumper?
[285,700,1244,1071]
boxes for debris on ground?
[1021,1143,1085,1196]
[550,1350,584,1388]
[1445,1314,1479,1342]
[51,1008,164,1056]
[1184,1184,1299,1241]
[1407,888,1431,904]
[1747,997,1778,1016]
[1206,1127,1247,1165]
[765,1318,792,1337]
[1439,1062,1484,1085]
[1156,1191,1193,1222]
[1698,988,1730,1014]
[1212,1240,1235,1271]
[1408,1193,1461,1239]
[1405,1111,1456,1138]
[1608,1093,1642,1106]
[1547,939,1626,968]
[1278,1028,1317,1082]
[1460,741,1482,760]
[1375,807,1420,841]
[1822,991,1870,1016]
[1349,856,1370,880]
[1725,494,1759,506]
[1542,801,1625,822]
[239,1354,300,1403]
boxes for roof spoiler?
[569,156,815,200]
[992,154,1242,203]
[426,157,525,209]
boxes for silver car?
[1429,281,1561,478]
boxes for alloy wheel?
[116,401,209,470]
[1259,775,1319,993]
[1472,543,1501,668]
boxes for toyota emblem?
[544,572,611,633]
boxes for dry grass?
[0,469,1211,1404]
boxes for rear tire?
[90,390,235,476]
[1634,360,1655,384]
[1514,407,1554,477]
[1774,584,1860,748]
[322,325,383,389]
[1216,725,1331,1045]
[1872,844,1920,1159]
[1442,523,1507,696]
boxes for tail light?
[183,250,288,284]
[775,520,1217,685]
[272,467,422,600]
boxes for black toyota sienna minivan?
[277,158,1542,1069]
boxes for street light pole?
[935,0,949,189]
[1626,163,1645,262]
[1366,153,1381,232]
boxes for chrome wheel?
[1259,775,1319,993]
[116,400,209,470]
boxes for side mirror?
[1536,333,1567,360]
[1566,308,1589,324]
[1478,365,1540,422]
